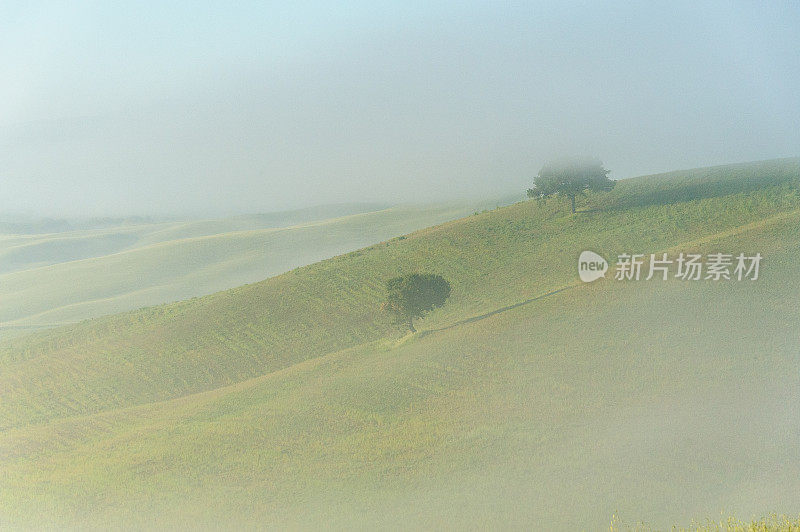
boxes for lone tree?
[382,273,451,333]
[527,157,614,214]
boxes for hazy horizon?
[2,1,799,217]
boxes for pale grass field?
[1,159,799,529]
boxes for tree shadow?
[599,158,799,212]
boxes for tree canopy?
[382,273,451,333]
[527,157,614,213]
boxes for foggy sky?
[1,1,799,216]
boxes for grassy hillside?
[2,158,797,429]
[1,158,799,528]
[0,202,486,336]
[614,515,800,531]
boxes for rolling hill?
[1,158,799,529]
[0,201,494,337]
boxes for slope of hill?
[0,201,488,337]
[1,158,799,528]
[0,203,390,274]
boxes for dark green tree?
[527,157,614,213]
[382,273,451,333]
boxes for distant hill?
[0,201,497,336]
[1,158,798,528]
[0,215,165,235]
[0,203,389,235]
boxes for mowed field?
[0,201,490,337]
[1,158,799,529]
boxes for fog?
[1,1,798,216]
